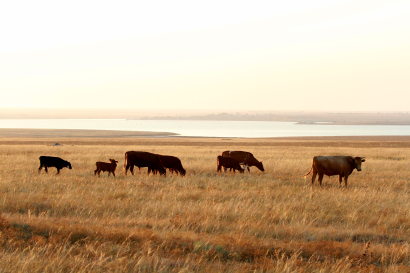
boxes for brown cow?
[222,151,264,172]
[303,156,365,187]
[157,155,186,176]
[123,151,166,176]
[217,156,244,173]
[94,159,118,177]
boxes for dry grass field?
[1,135,410,272]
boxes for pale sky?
[1,0,409,111]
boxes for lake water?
[0,119,410,138]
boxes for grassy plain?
[1,135,410,272]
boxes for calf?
[217,155,244,173]
[94,159,118,177]
[303,156,365,187]
[39,156,72,174]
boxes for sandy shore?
[0,128,178,138]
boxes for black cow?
[39,156,72,174]
[123,151,166,176]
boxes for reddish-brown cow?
[222,151,264,172]
[123,151,166,176]
[157,155,186,176]
[94,159,118,177]
[303,156,365,187]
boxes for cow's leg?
[97,170,101,177]
[130,165,134,175]
[217,165,221,172]
[39,164,43,173]
[108,171,111,177]
[150,168,158,175]
[344,176,348,188]
[44,166,48,173]
[112,171,115,177]
[243,164,250,173]
[339,175,343,186]
[56,168,60,174]
[318,173,324,187]
[94,169,98,176]
[311,168,317,186]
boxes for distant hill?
[1,108,409,125]
[141,112,410,125]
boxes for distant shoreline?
[1,109,410,125]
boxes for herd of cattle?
[38,151,366,187]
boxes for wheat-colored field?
[1,136,410,272]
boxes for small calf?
[217,155,244,173]
[94,159,118,177]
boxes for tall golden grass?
[0,136,410,272]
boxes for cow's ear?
[361,157,365,162]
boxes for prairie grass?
[1,136,410,272]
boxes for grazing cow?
[38,156,72,174]
[303,156,365,187]
[123,151,166,176]
[217,155,244,173]
[157,155,186,176]
[94,159,118,177]
[222,151,264,173]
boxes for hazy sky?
[1,0,409,111]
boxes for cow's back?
[40,156,63,166]
[222,151,252,162]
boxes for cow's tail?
[121,153,128,172]
[301,167,312,178]
[301,160,314,178]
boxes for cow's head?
[67,162,72,169]
[109,159,118,164]
[256,161,265,172]
[351,157,365,171]
[180,168,186,176]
